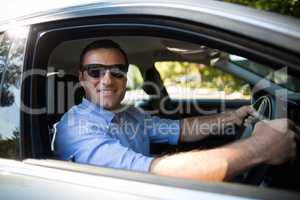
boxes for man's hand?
[251,119,297,165]
[151,118,297,181]
[233,106,255,126]
[180,105,255,142]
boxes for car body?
[0,0,300,199]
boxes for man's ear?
[78,71,85,87]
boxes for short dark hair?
[79,39,128,71]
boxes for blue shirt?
[54,98,180,172]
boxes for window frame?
[27,15,300,155]
[21,15,300,194]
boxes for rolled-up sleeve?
[74,135,154,172]
[145,115,181,145]
[55,117,154,172]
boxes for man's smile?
[97,88,116,96]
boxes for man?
[55,40,296,181]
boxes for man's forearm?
[150,137,264,181]
[180,111,239,142]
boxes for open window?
[21,15,300,193]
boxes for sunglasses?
[81,64,128,79]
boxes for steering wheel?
[241,96,272,139]
[237,95,273,185]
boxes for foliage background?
[223,0,300,18]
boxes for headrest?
[47,72,85,115]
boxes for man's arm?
[150,119,296,181]
[180,106,253,142]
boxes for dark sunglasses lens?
[114,64,128,73]
[87,69,102,78]
[110,70,125,78]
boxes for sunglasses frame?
[81,64,128,79]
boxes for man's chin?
[102,105,114,110]
[100,101,119,111]
[89,96,122,111]
[89,98,113,110]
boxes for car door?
[10,0,300,198]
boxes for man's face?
[79,48,127,111]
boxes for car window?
[0,28,28,159]
[0,32,9,90]
[155,61,251,100]
[122,64,150,105]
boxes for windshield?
[229,55,300,92]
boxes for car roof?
[1,0,300,55]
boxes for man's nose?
[101,70,113,85]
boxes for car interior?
[29,27,300,191]
[46,36,251,155]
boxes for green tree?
[0,129,20,159]
[224,0,300,17]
